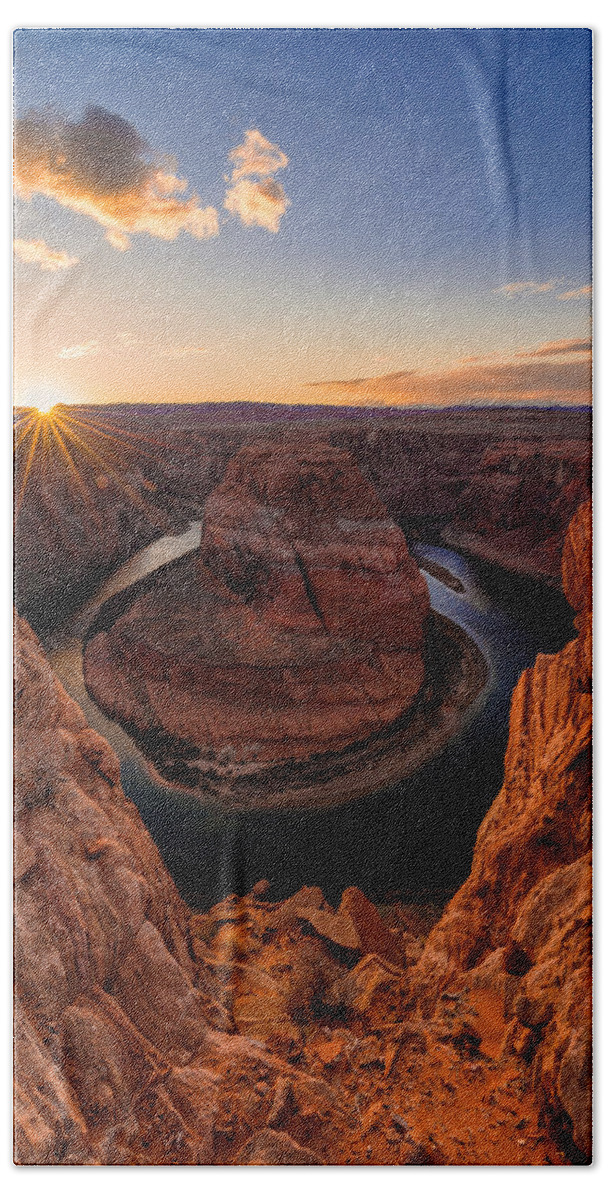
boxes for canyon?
[15,404,590,638]
[81,441,487,807]
[14,498,591,1165]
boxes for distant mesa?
[83,441,484,807]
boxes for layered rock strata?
[14,501,591,1165]
[14,616,215,1164]
[83,442,430,779]
[440,440,590,581]
[16,405,589,638]
[410,499,592,1159]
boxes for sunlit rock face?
[14,502,592,1166]
[411,500,592,1162]
[83,442,430,771]
[13,616,213,1165]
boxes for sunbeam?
[13,403,172,534]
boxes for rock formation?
[14,616,215,1164]
[83,442,430,780]
[441,440,590,581]
[14,408,235,637]
[15,405,589,641]
[14,500,591,1165]
[410,499,592,1159]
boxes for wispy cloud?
[14,237,79,272]
[517,338,591,358]
[558,285,592,301]
[495,279,559,296]
[224,129,290,233]
[309,339,591,408]
[58,340,100,360]
[14,106,219,250]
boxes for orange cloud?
[224,177,290,233]
[517,338,591,358]
[14,106,219,250]
[14,237,79,272]
[309,341,591,409]
[224,129,290,233]
[495,279,559,296]
[558,285,592,301]
[228,129,289,181]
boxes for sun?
[20,383,71,415]
[14,394,172,524]
[34,395,58,415]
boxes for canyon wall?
[14,500,592,1165]
[15,407,589,638]
[411,499,592,1158]
[14,616,217,1164]
[14,416,236,636]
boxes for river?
[44,523,574,912]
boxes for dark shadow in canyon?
[116,554,574,913]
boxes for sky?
[13,27,592,408]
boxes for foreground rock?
[410,500,592,1160]
[14,502,591,1164]
[14,617,212,1163]
[83,442,430,791]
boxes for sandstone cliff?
[440,440,590,581]
[14,615,219,1164]
[14,410,234,637]
[83,442,430,778]
[14,500,591,1165]
[411,499,592,1159]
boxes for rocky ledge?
[14,500,591,1165]
[82,442,443,805]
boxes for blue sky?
[13,28,592,406]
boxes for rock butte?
[15,407,589,637]
[83,442,430,770]
[14,501,591,1165]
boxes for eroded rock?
[83,442,430,794]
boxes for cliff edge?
[14,500,591,1164]
[411,499,592,1159]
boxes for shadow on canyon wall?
[13,405,591,1164]
[14,500,591,1165]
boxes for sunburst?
[13,401,179,530]
[34,396,57,415]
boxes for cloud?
[58,340,100,360]
[228,129,289,181]
[309,340,591,408]
[14,237,79,272]
[14,106,219,250]
[224,177,290,233]
[224,129,290,233]
[495,279,559,296]
[518,338,591,358]
[558,285,592,301]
